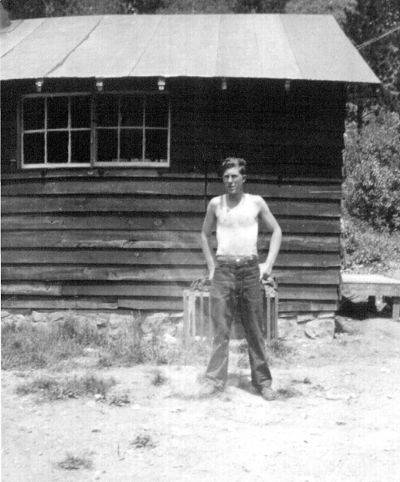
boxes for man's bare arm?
[201,199,217,280]
[257,197,282,279]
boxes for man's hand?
[259,262,272,281]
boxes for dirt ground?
[2,317,400,482]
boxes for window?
[21,92,171,168]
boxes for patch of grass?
[237,354,250,369]
[151,369,168,386]
[130,434,156,449]
[107,387,131,406]
[1,315,97,370]
[57,452,93,470]
[267,339,295,359]
[291,377,312,385]
[97,352,113,368]
[16,373,116,401]
[276,387,302,399]
[2,312,208,370]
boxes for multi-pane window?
[21,92,170,168]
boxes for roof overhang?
[0,14,381,84]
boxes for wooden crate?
[183,285,278,344]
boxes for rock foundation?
[1,309,343,341]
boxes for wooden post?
[199,291,204,336]
[183,290,190,346]
[393,298,400,322]
[274,290,279,339]
[189,292,195,337]
[266,293,271,343]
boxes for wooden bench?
[341,273,400,322]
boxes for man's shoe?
[260,386,278,401]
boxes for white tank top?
[215,194,259,257]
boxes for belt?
[216,255,258,267]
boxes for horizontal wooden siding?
[2,172,341,313]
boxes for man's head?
[220,157,247,196]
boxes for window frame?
[19,91,171,169]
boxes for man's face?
[222,166,245,195]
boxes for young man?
[201,157,282,400]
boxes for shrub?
[342,214,400,270]
[343,109,400,231]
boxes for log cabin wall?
[1,78,344,314]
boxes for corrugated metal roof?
[0,14,380,83]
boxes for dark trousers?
[205,260,272,391]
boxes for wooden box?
[183,284,278,344]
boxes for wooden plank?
[341,284,400,298]
[276,270,340,285]
[1,296,337,313]
[1,168,163,181]
[279,285,338,300]
[2,265,340,284]
[2,196,206,214]
[118,298,183,311]
[1,282,338,301]
[2,249,340,267]
[2,214,204,231]
[2,214,340,234]
[1,266,205,282]
[1,230,340,252]
[207,183,341,200]
[1,297,118,310]
[177,116,344,132]
[2,196,340,217]
[1,179,207,197]
[176,127,343,147]
[1,170,341,184]
[2,179,342,200]
[1,282,62,296]
[278,301,338,312]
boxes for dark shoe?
[260,386,278,401]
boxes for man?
[201,157,282,400]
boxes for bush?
[342,214,400,270]
[343,109,400,231]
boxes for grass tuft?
[130,433,156,449]
[151,369,168,386]
[57,452,93,470]
[107,387,131,406]
[276,387,302,399]
[16,373,116,401]
[267,339,295,359]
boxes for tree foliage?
[285,0,354,25]
[343,109,400,231]
[344,0,400,99]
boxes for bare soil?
[2,317,400,482]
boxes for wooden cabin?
[1,14,380,314]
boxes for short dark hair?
[220,157,247,176]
